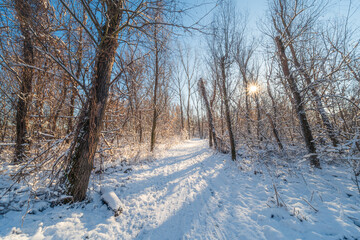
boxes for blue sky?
[178,0,360,58]
[180,0,360,36]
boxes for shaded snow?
[1,139,360,239]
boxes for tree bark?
[266,78,284,151]
[67,23,84,136]
[255,94,261,146]
[284,41,338,147]
[240,71,252,136]
[187,78,191,139]
[275,36,320,168]
[199,78,217,149]
[150,21,159,152]
[14,0,35,162]
[52,79,68,136]
[179,89,184,131]
[220,57,236,161]
[63,2,123,202]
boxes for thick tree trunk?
[220,57,236,161]
[199,78,217,149]
[275,36,320,168]
[63,4,122,202]
[14,0,35,163]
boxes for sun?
[248,84,258,94]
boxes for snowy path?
[1,139,360,239]
[114,139,266,239]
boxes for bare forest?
[1,0,360,239]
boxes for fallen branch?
[101,188,123,217]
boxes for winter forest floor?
[1,139,360,239]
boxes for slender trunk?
[68,19,84,136]
[34,65,46,139]
[52,79,68,136]
[179,90,184,131]
[275,36,319,168]
[278,9,338,147]
[288,44,338,147]
[220,57,236,161]
[255,94,261,146]
[150,22,159,152]
[187,93,191,139]
[266,79,283,151]
[63,4,122,201]
[67,83,76,134]
[220,100,224,136]
[1,118,8,142]
[241,71,252,136]
[201,116,204,139]
[138,110,143,143]
[14,0,35,162]
[197,113,201,138]
[265,113,283,151]
[199,78,217,149]
[208,78,217,148]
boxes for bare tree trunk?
[275,36,320,168]
[287,43,338,147]
[1,118,8,142]
[255,94,261,146]
[240,71,252,136]
[67,22,84,136]
[220,57,236,161]
[220,99,224,136]
[199,78,217,149]
[265,113,283,151]
[179,91,184,131]
[266,78,284,151]
[197,113,201,138]
[186,96,191,139]
[52,79,68,136]
[138,110,143,143]
[63,3,123,202]
[150,22,159,152]
[187,82,191,139]
[67,83,76,135]
[14,0,35,162]
[208,79,217,148]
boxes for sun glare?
[249,84,258,94]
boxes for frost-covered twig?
[302,197,318,213]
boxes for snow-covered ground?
[1,139,360,239]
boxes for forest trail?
[114,139,267,239]
[1,139,360,239]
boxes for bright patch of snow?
[100,188,123,216]
[0,139,359,239]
